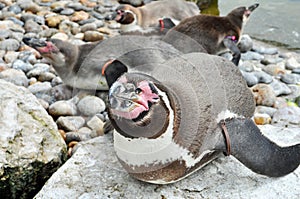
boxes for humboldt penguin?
[107,0,199,33]
[22,35,182,90]
[105,52,300,184]
[163,3,259,65]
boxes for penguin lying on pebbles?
[107,0,199,33]
[163,3,259,66]
[105,52,300,184]
[22,36,182,90]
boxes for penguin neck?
[111,85,176,139]
[226,13,244,32]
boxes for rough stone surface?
[272,106,300,125]
[34,127,300,199]
[0,79,67,199]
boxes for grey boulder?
[0,79,67,199]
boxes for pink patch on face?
[137,81,159,108]
[37,42,58,54]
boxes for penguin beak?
[23,37,47,48]
[247,3,259,12]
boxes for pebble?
[87,115,105,136]
[24,19,43,33]
[0,39,20,51]
[83,31,104,42]
[251,84,276,107]
[51,32,69,41]
[238,61,255,72]
[49,100,78,117]
[28,81,52,95]
[27,63,50,78]
[60,8,75,16]
[280,73,300,84]
[71,11,90,22]
[78,127,98,141]
[255,106,277,117]
[38,72,56,82]
[0,68,28,87]
[77,95,106,116]
[241,51,264,61]
[46,15,63,28]
[238,34,253,53]
[261,56,283,65]
[240,71,258,87]
[56,116,86,132]
[12,59,34,72]
[81,23,97,32]
[285,57,300,70]
[292,68,300,74]
[252,71,273,84]
[272,106,300,125]
[252,46,278,55]
[4,51,19,63]
[254,113,271,125]
[269,79,292,96]
[49,84,74,102]
[262,63,286,76]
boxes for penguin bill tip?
[248,3,259,12]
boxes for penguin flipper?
[220,118,300,177]
[223,37,241,66]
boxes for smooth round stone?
[59,20,80,35]
[91,11,105,20]
[49,100,78,117]
[261,57,283,65]
[38,28,59,38]
[285,57,300,70]
[238,61,255,72]
[253,71,273,84]
[77,95,106,116]
[28,82,52,95]
[83,31,104,42]
[0,39,20,51]
[262,64,286,76]
[56,116,85,132]
[67,3,92,12]
[254,113,271,125]
[269,79,292,96]
[280,73,300,84]
[46,15,62,28]
[38,98,50,110]
[0,68,28,87]
[11,32,24,42]
[60,8,75,15]
[78,18,96,26]
[87,115,105,136]
[8,4,22,14]
[241,51,264,61]
[27,63,50,78]
[51,32,69,40]
[285,85,300,100]
[38,72,56,82]
[240,71,258,87]
[95,20,105,28]
[252,46,278,55]
[0,29,12,40]
[94,5,106,14]
[80,23,97,32]
[24,19,43,33]
[255,106,277,117]
[7,17,24,26]
[12,59,34,72]
[292,68,300,74]
[71,11,90,22]
[272,106,300,125]
[238,34,253,53]
[118,0,144,6]
[4,51,19,63]
[78,127,97,141]
[251,84,276,107]
[65,132,81,143]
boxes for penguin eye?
[135,88,142,94]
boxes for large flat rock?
[34,124,300,198]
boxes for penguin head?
[23,37,72,68]
[227,3,259,23]
[108,73,171,138]
[114,5,138,25]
